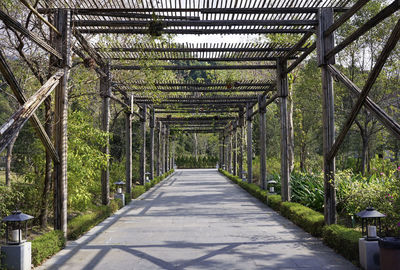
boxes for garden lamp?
[356,207,385,240]
[145,172,151,183]
[242,171,247,182]
[267,179,277,194]
[114,180,125,194]
[2,210,33,245]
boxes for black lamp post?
[356,207,385,240]
[267,179,277,194]
[115,180,125,194]
[2,211,33,245]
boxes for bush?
[132,185,146,199]
[322,224,361,264]
[67,200,119,240]
[131,170,174,199]
[31,230,65,266]
[280,202,324,236]
[267,195,282,211]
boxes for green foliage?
[131,170,174,199]
[322,225,361,264]
[267,195,282,211]
[290,172,324,212]
[176,155,218,168]
[67,200,120,240]
[132,186,146,199]
[31,230,65,267]
[67,110,108,211]
[280,202,325,236]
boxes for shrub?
[132,185,146,199]
[280,202,324,236]
[31,230,65,266]
[267,195,282,211]
[131,170,174,199]
[322,224,361,264]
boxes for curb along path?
[38,169,357,270]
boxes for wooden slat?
[112,64,276,70]
[0,70,63,154]
[0,50,61,164]
[0,10,62,59]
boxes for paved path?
[38,169,357,270]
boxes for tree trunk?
[40,97,53,228]
[5,132,18,187]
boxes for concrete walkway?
[38,169,357,270]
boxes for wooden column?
[139,105,147,185]
[219,133,223,168]
[227,132,232,173]
[149,107,155,180]
[232,122,237,176]
[317,8,336,225]
[165,126,170,172]
[246,103,253,183]
[238,108,244,179]
[277,59,291,201]
[125,100,132,197]
[259,95,267,190]
[53,9,71,236]
[161,123,166,174]
[222,134,225,169]
[100,62,111,205]
[157,121,162,175]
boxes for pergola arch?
[0,0,399,237]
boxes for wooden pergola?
[0,0,399,237]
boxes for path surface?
[38,169,357,270]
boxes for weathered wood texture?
[0,70,63,154]
[277,59,291,202]
[100,63,111,205]
[150,108,155,180]
[328,17,400,161]
[238,109,244,179]
[258,95,267,190]
[246,103,253,183]
[125,110,133,196]
[53,9,71,237]
[139,106,147,185]
[0,50,60,163]
[327,64,400,140]
[165,126,170,172]
[317,8,336,225]
[232,123,237,176]
[112,64,276,71]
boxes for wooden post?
[227,132,232,173]
[100,62,111,205]
[53,9,71,237]
[157,121,162,175]
[232,122,237,176]
[165,126,170,172]
[125,100,133,197]
[238,108,244,179]
[246,103,253,183]
[161,123,166,174]
[139,105,147,185]
[317,8,336,225]
[149,107,155,180]
[277,59,291,202]
[222,133,225,169]
[259,95,267,190]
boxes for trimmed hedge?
[31,230,65,266]
[219,169,361,265]
[67,200,119,240]
[322,224,361,264]
[131,169,174,199]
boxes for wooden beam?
[100,63,111,206]
[0,50,60,164]
[317,8,336,225]
[284,31,314,60]
[125,109,133,196]
[238,108,244,179]
[149,107,155,180]
[112,65,276,70]
[19,0,60,35]
[165,126,170,172]
[106,57,296,62]
[277,59,291,202]
[286,43,316,73]
[326,1,399,59]
[73,19,318,27]
[246,103,253,183]
[0,10,62,59]
[0,70,63,154]
[139,105,147,185]
[73,29,105,68]
[328,18,400,161]
[328,64,400,140]
[259,95,267,190]
[52,9,71,236]
[250,94,278,118]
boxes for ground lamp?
[242,171,247,182]
[267,180,277,194]
[357,207,385,270]
[145,172,151,183]
[1,211,33,270]
[114,180,126,206]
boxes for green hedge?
[67,200,119,240]
[219,169,360,264]
[132,170,174,199]
[31,230,65,266]
[322,224,361,264]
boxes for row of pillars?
[218,57,290,201]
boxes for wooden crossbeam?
[157,116,235,121]
[118,88,266,93]
[105,57,296,62]
[112,65,276,70]
[328,64,400,140]
[0,10,62,59]
[328,18,400,161]
[0,70,64,154]
[326,1,399,59]
[0,50,61,163]
[99,47,306,53]
[286,43,316,73]
[73,29,105,68]
[73,19,318,27]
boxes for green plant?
[267,195,282,211]
[322,225,361,264]
[290,172,324,212]
[31,230,65,266]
